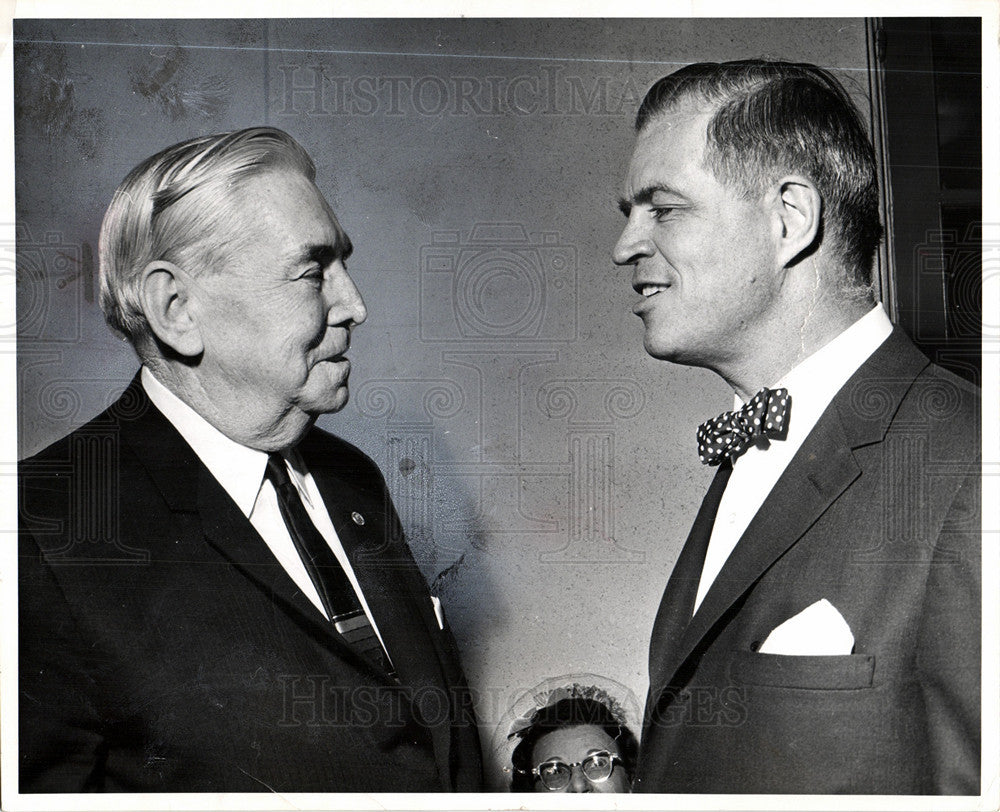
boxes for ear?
[138,260,204,358]
[770,176,822,268]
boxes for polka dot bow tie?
[697,387,791,466]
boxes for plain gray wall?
[14,18,874,787]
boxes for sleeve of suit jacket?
[915,459,981,793]
[19,525,112,791]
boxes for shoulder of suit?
[19,396,127,468]
[304,425,383,471]
[897,356,981,455]
[913,359,981,413]
[828,329,979,456]
[883,328,980,400]
[21,373,151,466]
[918,357,981,398]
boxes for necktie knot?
[697,387,791,466]
[265,452,292,490]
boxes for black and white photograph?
[2,3,997,810]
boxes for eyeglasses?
[526,750,622,791]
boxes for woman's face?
[529,724,630,792]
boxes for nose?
[326,261,368,327]
[612,214,654,267]
[566,766,592,793]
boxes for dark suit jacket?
[19,374,482,793]
[636,329,981,794]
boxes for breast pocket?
[729,651,875,690]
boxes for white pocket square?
[430,595,446,630]
[758,599,854,655]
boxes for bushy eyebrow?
[617,184,679,217]
[294,234,353,268]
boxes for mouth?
[313,346,351,371]
[319,332,351,363]
[637,283,670,298]
[631,280,671,317]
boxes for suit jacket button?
[351,511,365,526]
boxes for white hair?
[98,127,316,353]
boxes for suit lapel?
[300,431,455,779]
[648,464,732,694]
[117,373,389,677]
[665,412,861,686]
[194,465,366,657]
[649,328,931,698]
[301,434,445,687]
[112,373,456,785]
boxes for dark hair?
[635,59,882,287]
[509,697,638,791]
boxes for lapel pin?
[351,511,365,526]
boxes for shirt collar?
[141,367,268,517]
[733,304,894,444]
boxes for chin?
[643,337,679,362]
[643,330,704,367]
[303,386,350,416]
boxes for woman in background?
[509,689,638,792]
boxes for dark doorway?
[878,17,982,386]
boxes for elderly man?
[19,127,482,792]
[613,61,980,794]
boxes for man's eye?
[300,267,323,283]
[650,206,674,221]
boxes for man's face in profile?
[613,101,780,371]
[187,168,367,436]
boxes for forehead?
[624,101,716,193]
[234,169,337,225]
[184,168,348,277]
[532,724,616,760]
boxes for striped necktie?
[265,453,395,678]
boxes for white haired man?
[19,127,482,792]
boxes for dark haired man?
[614,60,979,794]
[19,127,482,792]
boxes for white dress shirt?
[141,367,387,649]
[692,304,894,614]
